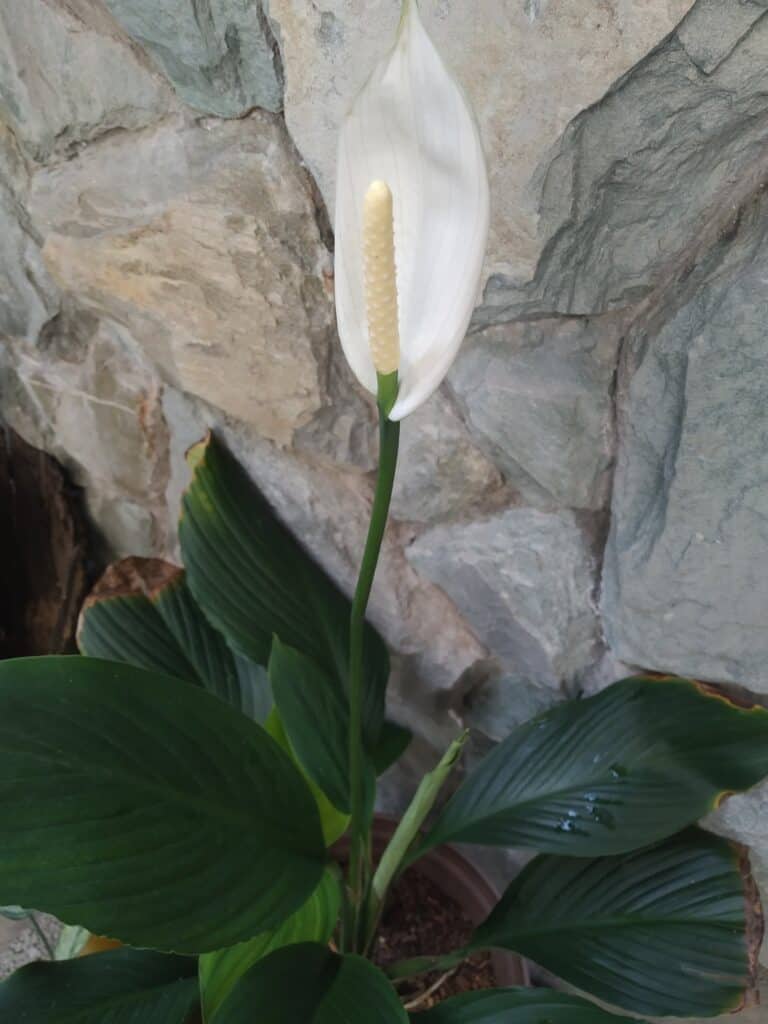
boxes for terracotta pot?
[336,817,529,987]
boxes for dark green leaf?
[199,868,340,1021]
[78,560,196,682]
[265,708,350,846]
[373,721,412,776]
[414,988,642,1023]
[0,656,325,953]
[78,558,271,722]
[212,943,407,1023]
[0,948,197,1023]
[270,640,350,813]
[471,829,755,1018]
[179,433,389,744]
[421,676,768,856]
[153,569,272,721]
[270,639,411,817]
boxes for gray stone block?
[408,507,600,688]
[602,196,768,692]
[104,0,283,116]
[449,317,619,510]
[677,0,766,72]
[390,393,502,525]
[0,130,58,342]
[479,9,768,320]
[0,0,172,162]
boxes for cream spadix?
[334,0,489,419]
[363,181,400,376]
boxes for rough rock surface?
[0,127,57,342]
[480,9,768,320]
[449,317,619,510]
[103,0,283,116]
[2,0,768,978]
[0,0,173,163]
[2,310,170,558]
[407,508,600,689]
[603,195,768,692]
[0,915,60,981]
[390,393,502,524]
[28,112,337,447]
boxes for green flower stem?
[366,731,468,945]
[347,370,400,949]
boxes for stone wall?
[2,0,768,964]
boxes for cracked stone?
[0,127,58,342]
[480,10,768,321]
[602,191,768,693]
[103,0,283,116]
[0,0,173,163]
[28,112,337,448]
[677,0,766,73]
[407,507,600,688]
[449,317,620,510]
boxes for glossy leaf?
[265,708,349,846]
[270,639,351,813]
[78,558,270,721]
[212,943,407,1024]
[0,948,198,1023]
[421,676,768,857]
[179,433,389,744]
[153,568,272,721]
[0,656,325,953]
[78,560,196,682]
[471,829,757,1018]
[199,869,340,1021]
[414,988,642,1023]
[270,640,411,819]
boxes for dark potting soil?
[371,866,496,1011]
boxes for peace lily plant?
[0,2,767,1022]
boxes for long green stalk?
[347,371,400,949]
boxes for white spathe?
[334,0,489,420]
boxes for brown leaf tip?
[82,557,184,611]
[185,431,211,472]
[694,680,763,712]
